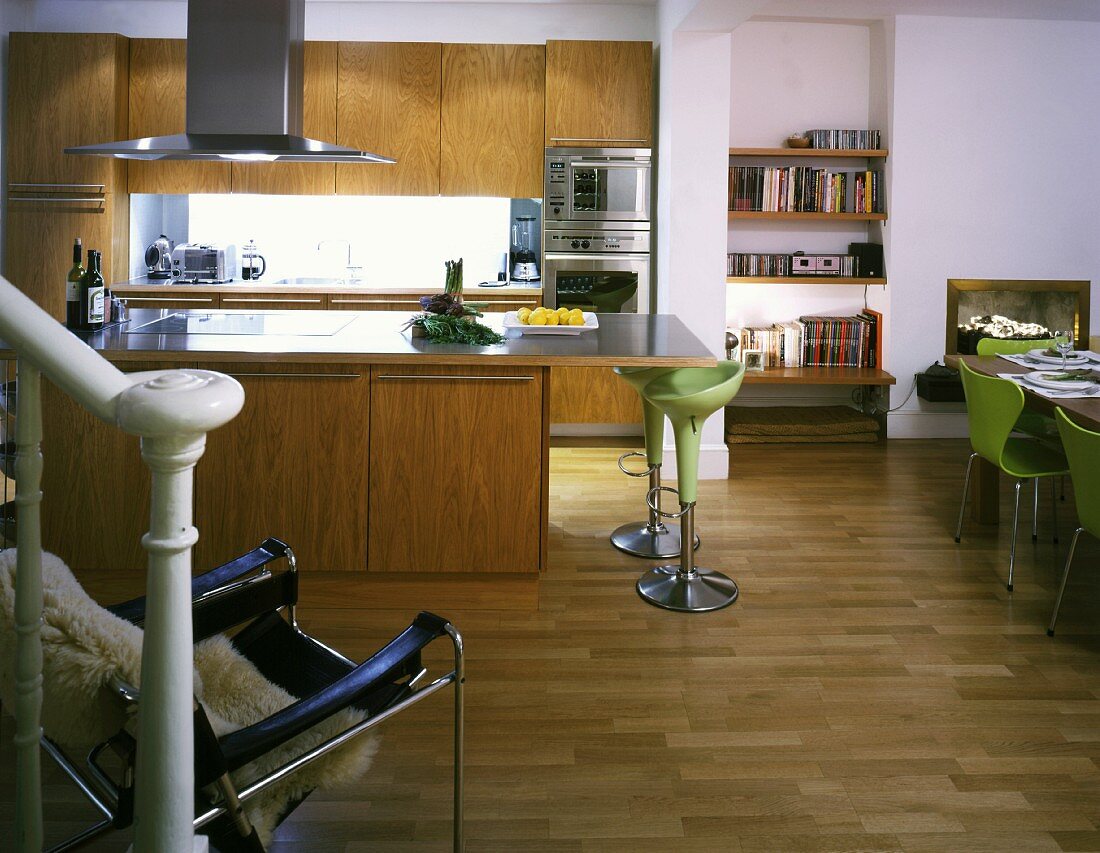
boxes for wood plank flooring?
[2,439,1099,852]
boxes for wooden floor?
[3,439,1100,852]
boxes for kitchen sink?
[273,277,363,286]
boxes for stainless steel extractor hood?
[66,0,393,164]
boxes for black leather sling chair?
[40,537,465,852]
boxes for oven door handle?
[544,253,651,263]
[568,160,651,169]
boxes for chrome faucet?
[316,240,363,283]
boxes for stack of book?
[733,309,881,369]
[805,129,881,149]
[728,166,883,213]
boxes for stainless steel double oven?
[543,147,651,312]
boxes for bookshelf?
[726,143,893,397]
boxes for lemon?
[516,307,532,324]
[545,312,560,326]
[528,313,548,326]
[556,307,571,320]
[569,308,584,320]
[568,312,586,326]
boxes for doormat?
[726,405,879,444]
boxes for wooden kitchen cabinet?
[4,195,127,320]
[195,364,369,572]
[119,290,222,311]
[6,32,128,190]
[328,294,429,311]
[545,40,652,148]
[440,44,545,197]
[127,39,232,194]
[551,366,643,424]
[368,364,546,572]
[468,294,542,312]
[337,42,441,196]
[232,42,338,195]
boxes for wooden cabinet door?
[195,365,369,572]
[337,42,441,196]
[220,293,329,311]
[469,294,543,313]
[545,41,652,148]
[550,366,642,424]
[127,39,231,194]
[4,195,126,320]
[327,295,430,312]
[440,44,544,197]
[368,365,546,572]
[6,32,128,190]
[118,292,222,311]
[232,42,338,195]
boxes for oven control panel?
[544,228,651,254]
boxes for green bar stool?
[636,361,746,612]
[611,367,699,558]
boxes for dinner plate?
[1026,349,1090,367]
[1021,370,1096,392]
[503,311,598,335]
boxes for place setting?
[998,367,1100,399]
[994,330,1100,370]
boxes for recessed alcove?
[946,279,1090,355]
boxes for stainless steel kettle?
[145,234,174,279]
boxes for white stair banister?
[1,276,244,852]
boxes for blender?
[510,215,540,282]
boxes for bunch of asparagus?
[444,258,463,294]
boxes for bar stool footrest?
[610,521,700,559]
[636,565,739,613]
[617,451,658,478]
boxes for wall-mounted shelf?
[729,147,889,158]
[726,276,886,286]
[740,367,896,386]
[728,211,887,222]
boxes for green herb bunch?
[405,312,506,345]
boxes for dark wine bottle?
[65,237,84,329]
[78,249,105,331]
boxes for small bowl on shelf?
[785,135,811,149]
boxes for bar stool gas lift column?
[611,367,699,559]
[636,361,746,612]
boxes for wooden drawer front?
[368,365,545,572]
[329,296,428,311]
[195,365,369,572]
[221,295,329,310]
[471,297,542,313]
[550,366,643,424]
[120,294,221,310]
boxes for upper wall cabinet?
[127,39,232,194]
[545,40,652,149]
[440,44,545,198]
[337,42,441,196]
[6,32,128,190]
[233,41,338,195]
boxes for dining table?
[951,353,1100,523]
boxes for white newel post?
[116,370,244,853]
[13,361,44,853]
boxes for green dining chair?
[1048,408,1100,635]
[955,361,1069,591]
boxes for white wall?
[25,1,655,41]
[887,14,1100,437]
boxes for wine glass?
[1054,330,1075,371]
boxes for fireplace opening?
[946,279,1090,355]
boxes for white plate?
[503,311,599,335]
[1021,370,1096,391]
[1026,349,1090,367]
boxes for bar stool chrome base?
[636,566,739,613]
[610,521,699,559]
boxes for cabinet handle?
[9,182,106,189]
[377,375,535,382]
[9,197,106,205]
[222,298,323,304]
[123,296,214,303]
[227,372,361,379]
[550,137,648,144]
[331,299,424,305]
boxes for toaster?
[170,243,238,283]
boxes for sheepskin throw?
[0,550,378,844]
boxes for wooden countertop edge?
[113,284,545,297]
[0,349,716,368]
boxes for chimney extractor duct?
[66,0,393,164]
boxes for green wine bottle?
[78,249,105,331]
[65,237,84,329]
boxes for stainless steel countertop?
[22,309,715,367]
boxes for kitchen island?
[13,310,714,575]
